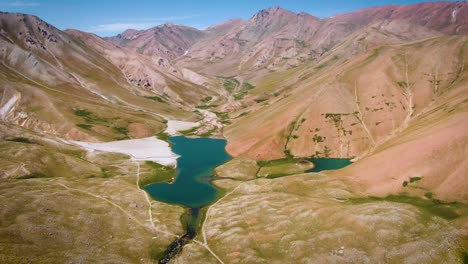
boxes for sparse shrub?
[410,176,422,183]
[397,81,408,88]
[313,134,325,143]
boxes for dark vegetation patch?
[74,108,130,139]
[462,251,468,264]
[156,132,171,141]
[201,96,212,103]
[349,195,462,220]
[139,161,176,187]
[410,177,422,183]
[144,96,167,104]
[17,173,50,179]
[74,109,92,117]
[112,126,129,139]
[77,124,92,130]
[315,64,327,70]
[254,98,268,103]
[200,127,217,137]
[196,104,218,109]
[313,134,325,143]
[74,109,112,124]
[403,176,423,187]
[214,112,230,125]
[241,82,255,90]
[257,157,306,167]
[223,78,240,93]
[179,126,199,136]
[101,168,114,178]
[5,137,35,144]
[283,149,293,158]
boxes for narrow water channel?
[306,158,352,172]
[144,136,231,263]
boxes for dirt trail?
[56,181,176,238]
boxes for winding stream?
[144,136,231,263]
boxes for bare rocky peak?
[0,12,63,51]
[250,6,293,21]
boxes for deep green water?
[144,136,231,263]
[307,158,352,172]
[145,136,231,208]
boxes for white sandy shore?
[165,120,199,135]
[70,137,179,167]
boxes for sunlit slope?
[66,29,223,107]
[178,2,467,78]
[176,174,466,263]
[224,36,467,162]
[0,13,197,141]
[0,123,185,262]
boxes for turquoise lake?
[307,158,352,172]
[144,136,231,208]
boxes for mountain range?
[0,1,467,263]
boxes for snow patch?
[165,120,199,135]
[451,8,458,23]
[0,93,20,120]
[69,137,179,167]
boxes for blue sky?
[0,0,456,37]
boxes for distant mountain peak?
[251,6,294,21]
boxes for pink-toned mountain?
[178,2,467,78]
[107,23,204,60]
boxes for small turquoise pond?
[144,136,231,208]
[307,158,352,172]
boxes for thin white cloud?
[89,15,199,32]
[8,1,40,6]
[89,22,157,32]
[122,15,199,22]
